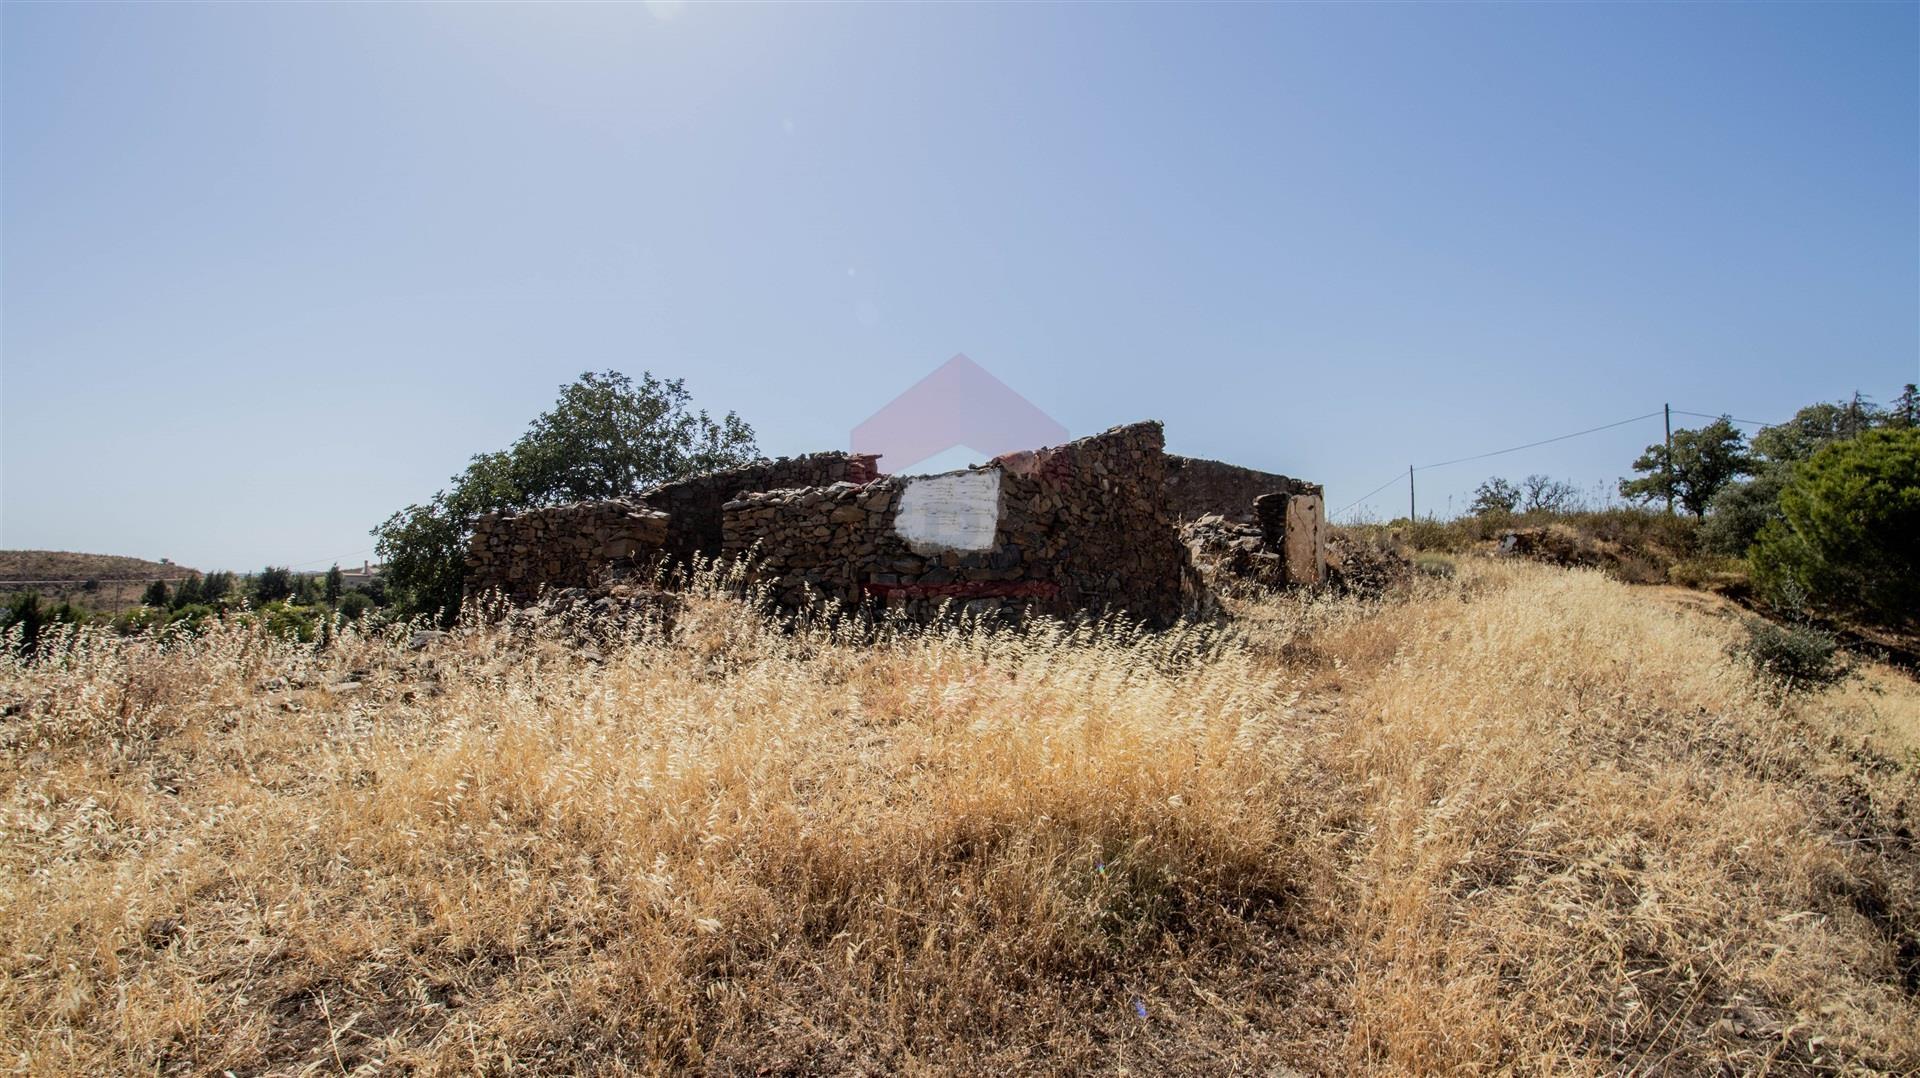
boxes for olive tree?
[374,371,759,623]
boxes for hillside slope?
[0,550,193,582]
[1,561,1915,1074]
[0,550,199,612]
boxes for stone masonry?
[1164,454,1321,524]
[466,501,671,603]
[636,452,880,560]
[720,422,1200,627]
[466,452,876,601]
[466,422,1325,622]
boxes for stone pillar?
[1255,492,1326,586]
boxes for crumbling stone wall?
[466,502,670,602]
[465,426,1326,620]
[464,453,878,602]
[721,422,1200,627]
[639,452,880,560]
[1164,454,1320,523]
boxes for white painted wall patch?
[894,469,1001,553]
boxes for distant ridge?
[0,550,199,584]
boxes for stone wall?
[1255,491,1327,586]
[466,502,670,602]
[638,452,880,560]
[1164,454,1320,523]
[464,427,1326,620]
[720,422,1201,627]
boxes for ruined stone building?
[466,421,1324,627]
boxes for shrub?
[1701,471,1785,556]
[259,601,319,643]
[1405,518,1469,552]
[1750,428,1919,627]
[1732,620,1844,692]
[113,607,169,635]
[1,592,85,655]
[336,591,374,621]
[1413,552,1456,579]
[1666,555,1748,594]
[167,603,217,632]
[253,566,294,604]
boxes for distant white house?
[338,561,383,589]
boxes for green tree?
[253,566,294,604]
[1469,477,1519,516]
[2,593,84,656]
[1750,428,1919,627]
[1751,394,1882,466]
[336,591,374,621]
[1619,417,1752,516]
[296,573,324,605]
[141,580,171,607]
[1891,383,1919,429]
[171,575,203,609]
[374,371,759,624]
[1704,393,1897,556]
[324,564,344,603]
[1520,474,1579,514]
[1702,469,1787,556]
[200,571,234,606]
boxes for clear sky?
[3,2,1915,571]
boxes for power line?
[1416,410,1664,471]
[1335,405,1724,519]
[1671,409,1779,428]
[1335,472,1411,517]
[285,547,379,571]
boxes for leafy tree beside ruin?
[374,371,759,624]
[1619,417,1751,516]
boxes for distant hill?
[0,550,200,612]
[0,550,198,583]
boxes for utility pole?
[1663,403,1674,516]
[1408,465,1416,523]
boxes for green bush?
[253,566,294,604]
[259,601,319,643]
[1750,428,1919,627]
[1701,471,1785,556]
[336,591,374,621]
[1732,620,1844,692]
[1405,518,1469,552]
[1,592,85,655]
[167,603,217,632]
[113,607,168,635]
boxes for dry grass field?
[2,560,1916,1075]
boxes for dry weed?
[1,562,1914,1074]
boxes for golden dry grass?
[2,561,1915,1075]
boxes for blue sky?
[3,2,1915,571]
